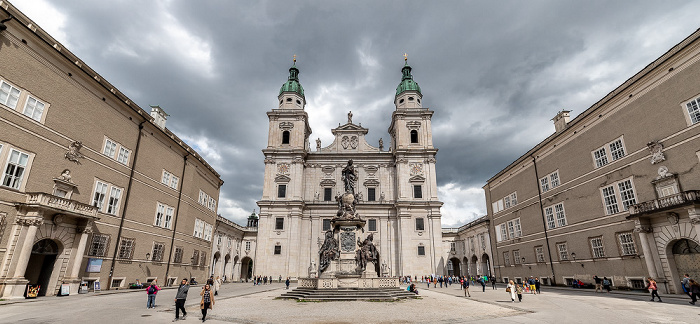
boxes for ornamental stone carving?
[279,122,294,130]
[633,220,652,233]
[647,141,665,164]
[15,217,44,227]
[350,136,358,149]
[406,121,421,130]
[64,141,85,165]
[341,136,349,149]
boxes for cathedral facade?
[254,59,445,279]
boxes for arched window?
[410,130,418,144]
[282,131,290,145]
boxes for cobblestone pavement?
[1,282,699,323]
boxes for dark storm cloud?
[13,0,700,226]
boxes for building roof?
[279,62,305,98]
[395,61,422,97]
[485,27,700,185]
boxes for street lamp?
[146,252,151,261]
[570,252,576,261]
[521,257,525,264]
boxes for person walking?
[535,277,541,294]
[199,284,215,322]
[173,279,190,322]
[515,282,523,302]
[462,277,471,297]
[646,277,662,302]
[506,280,517,302]
[688,279,700,305]
[602,277,611,293]
[285,277,290,289]
[214,276,222,296]
[491,276,497,290]
[682,274,692,298]
[528,277,536,294]
[145,281,161,309]
[594,275,602,293]
[479,277,486,292]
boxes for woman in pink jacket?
[145,281,161,309]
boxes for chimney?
[552,110,571,133]
[149,105,169,129]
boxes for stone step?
[279,287,419,301]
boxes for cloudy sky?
[11,0,700,227]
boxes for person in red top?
[146,281,162,309]
[646,277,662,302]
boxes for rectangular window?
[322,219,331,231]
[545,206,555,229]
[278,184,286,198]
[274,245,281,255]
[413,185,422,199]
[117,237,135,259]
[504,195,511,208]
[23,96,46,122]
[199,190,206,205]
[170,176,179,189]
[513,250,521,264]
[106,187,122,215]
[193,219,204,238]
[88,234,109,257]
[0,81,21,108]
[540,177,550,192]
[593,147,608,168]
[200,252,207,267]
[415,217,425,231]
[450,242,456,252]
[510,192,517,205]
[609,139,625,161]
[602,185,620,214]
[204,223,213,241]
[686,97,700,124]
[367,188,376,201]
[117,147,130,165]
[275,217,284,230]
[191,250,200,266]
[554,203,567,227]
[92,181,108,210]
[368,219,377,232]
[507,220,515,238]
[162,171,171,185]
[535,246,545,263]
[245,241,251,251]
[557,243,568,261]
[549,171,560,188]
[151,242,165,262]
[619,233,637,256]
[480,234,486,249]
[155,203,165,227]
[164,206,174,229]
[417,245,425,256]
[513,219,522,237]
[103,139,117,159]
[591,237,605,258]
[2,149,29,189]
[617,179,637,211]
[503,251,510,266]
[323,188,332,201]
[174,246,183,263]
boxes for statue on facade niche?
[59,169,72,182]
[355,233,378,272]
[64,141,85,164]
[318,230,339,273]
[341,160,357,194]
[379,138,384,151]
[647,141,665,164]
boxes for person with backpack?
[646,277,662,302]
[688,279,700,305]
[682,274,692,298]
[145,281,161,309]
[602,277,611,293]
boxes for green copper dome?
[279,63,305,98]
[395,62,421,97]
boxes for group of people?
[504,276,541,302]
[251,275,280,285]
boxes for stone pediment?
[331,123,369,135]
[363,179,380,187]
[320,179,336,187]
[275,175,291,183]
[409,175,426,183]
[319,122,382,153]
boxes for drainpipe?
[108,120,146,289]
[485,185,501,280]
[531,154,557,286]
[164,154,189,285]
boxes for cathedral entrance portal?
[240,257,253,281]
[24,239,60,296]
[448,258,461,276]
[671,239,700,286]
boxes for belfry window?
[282,131,290,145]
[410,130,418,144]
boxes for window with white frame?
[2,149,30,190]
[685,96,700,125]
[0,80,21,108]
[557,243,569,261]
[245,241,251,251]
[592,137,626,168]
[513,250,521,264]
[507,218,522,238]
[117,237,135,259]
[162,171,171,185]
[197,190,217,212]
[151,242,165,262]
[504,195,511,208]
[510,192,517,205]
[545,206,556,229]
[154,203,174,229]
[535,246,545,262]
[103,139,117,159]
[591,237,605,258]
[618,232,637,256]
[492,198,504,213]
[92,181,109,210]
[498,223,508,241]
[600,178,637,215]
[540,170,560,192]
[170,175,179,190]
[204,223,213,241]
[193,218,204,239]
[554,203,567,227]
[503,251,511,266]
[88,234,110,257]
[199,190,206,205]
[117,147,130,165]
[23,96,46,122]
[106,187,122,215]
[101,137,131,166]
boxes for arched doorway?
[481,254,491,276]
[25,239,60,296]
[212,252,221,277]
[448,257,461,276]
[240,257,253,281]
[671,239,700,287]
[470,255,478,276]
[223,254,231,281]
